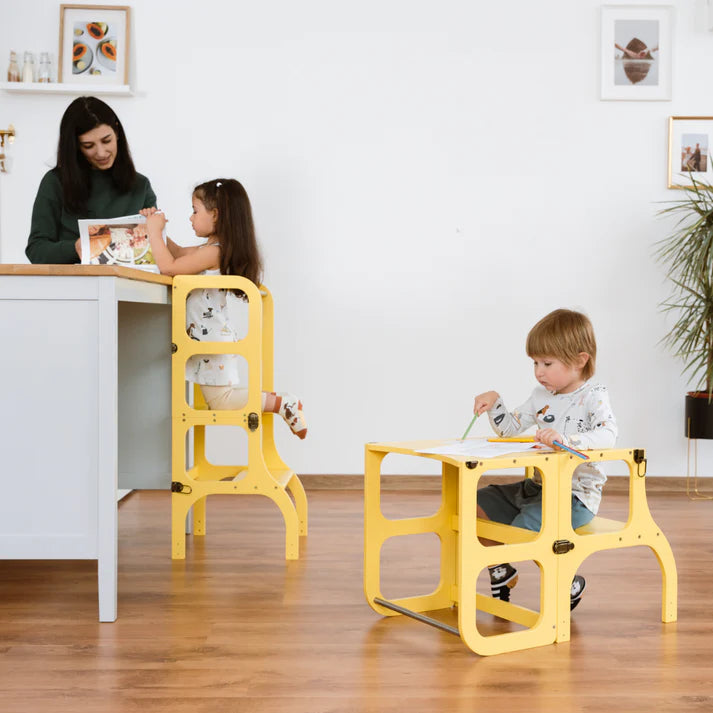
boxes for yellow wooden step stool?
[171,275,307,560]
[364,440,676,656]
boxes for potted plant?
[656,176,713,438]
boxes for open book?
[78,214,164,272]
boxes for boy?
[473,309,617,610]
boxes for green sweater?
[26,168,157,264]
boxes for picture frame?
[600,5,673,101]
[58,4,130,85]
[667,116,713,189]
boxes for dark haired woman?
[26,96,157,264]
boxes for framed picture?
[668,117,713,189]
[600,5,673,101]
[58,4,130,85]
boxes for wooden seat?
[170,275,307,560]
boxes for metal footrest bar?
[373,597,460,637]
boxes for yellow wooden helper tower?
[170,275,307,560]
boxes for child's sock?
[263,392,308,439]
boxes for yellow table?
[364,439,677,656]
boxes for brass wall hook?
[0,125,16,173]
[0,124,15,148]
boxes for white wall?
[2,0,712,476]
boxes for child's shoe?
[489,563,518,602]
[570,574,586,610]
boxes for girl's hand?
[146,211,167,232]
[474,391,499,415]
[535,428,563,448]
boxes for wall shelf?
[0,82,131,96]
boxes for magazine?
[78,214,164,272]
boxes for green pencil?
[461,413,478,440]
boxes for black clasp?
[248,412,259,431]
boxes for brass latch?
[552,539,575,554]
[633,449,647,477]
[248,412,259,431]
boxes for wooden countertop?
[0,264,172,285]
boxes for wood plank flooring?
[0,488,711,713]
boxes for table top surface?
[0,264,172,285]
[366,438,635,466]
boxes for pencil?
[553,440,589,460]
[461,413,478,440]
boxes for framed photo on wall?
[668,117,713,189]
[58,4,130,85]
[600,5,673,101]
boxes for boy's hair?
[526,309,596,380]
[193,178,263,286]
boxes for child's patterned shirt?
[487,379,618,514]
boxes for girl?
[26,96,157,264]
[146,178,307,439]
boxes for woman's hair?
[193,178,263,286]
[56,96,137,213]
[526,309,597,380]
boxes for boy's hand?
[473,391,499,415]
[535,428,563,447]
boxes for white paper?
[415,439,545,458]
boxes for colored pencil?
[461,413,478,440]
[553,440,589,460]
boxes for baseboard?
[298,474,701,494]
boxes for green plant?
[656,176,713,396]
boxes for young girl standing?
[145,178,307,439]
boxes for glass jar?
[21,51,35,82]
[37,52,51,83]
[7,51,20,82]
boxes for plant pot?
[685,392,713,439]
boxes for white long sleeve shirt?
[487,379,618,514]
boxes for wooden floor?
[1,487,712,712]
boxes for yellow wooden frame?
[364,440,676,656]
[171,275,307,560]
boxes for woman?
[25,96,157,264]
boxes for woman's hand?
[139,207,159,217]
[535,428,563,448]
[474,391,499,415]
[75,237,82,258]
